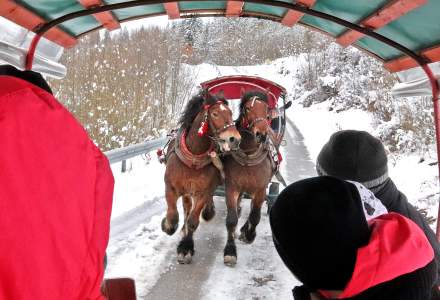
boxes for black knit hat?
[317,130,388,189]
[0,65,53,95]
[269,176,370,291]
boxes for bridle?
[197,100,235,140]
[241,96,270,132]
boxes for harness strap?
[241,97,269,130]
[248,117,268,130]
[231,142,269,167]
[212,122,235,136]
[174,129,214,169]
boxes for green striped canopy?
[2,0,440,72]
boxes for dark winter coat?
[372,178,440,284]
[294,260,438,300]
[292,213,438,300]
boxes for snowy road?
[105,119,315,299]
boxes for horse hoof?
[161,218,178,235]
[177,253,193,264]
[224,255,237,267]
[239,229,256,244]
[177,237,194,264]
[202,206,216,221]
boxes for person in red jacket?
[0,65,114,300]
[270,176,437,300]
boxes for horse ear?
[240,87,246,98]
[201,89,210,102]
[217,89,225,99]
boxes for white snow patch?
[201,215,297,300]
[110,154,165,220]
[287,101,373,161]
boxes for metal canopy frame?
[2,0,440,237]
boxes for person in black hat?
[270,176,437,300]
[316,130,440,288]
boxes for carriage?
[199,75,290,203]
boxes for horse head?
[240,91,270,144]
[200,91,241,152]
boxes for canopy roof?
[200,75,286,106]
[1,0,440,73]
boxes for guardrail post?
[121,160,126,173]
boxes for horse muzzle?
[219,131,241,152]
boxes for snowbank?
[287,101,373,161]
[110,154,165,220]
[287,95,439,225]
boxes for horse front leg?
[201,196,216,222]
[182,195,192,222]
[224,187,240,267]
[239,188,265,244]
[237,192,244,218]
[177,193,207,264]
[161,185,179,236]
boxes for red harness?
[177,129,214,169]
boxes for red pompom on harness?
[156,148,165,164]
[277,151,283,163]
[242,118,249,129]
[197,119,209,137]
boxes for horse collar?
[175,129,215,170]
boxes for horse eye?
[211,111,219,118]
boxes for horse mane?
[178,90,228,129]
[237,91,269,124]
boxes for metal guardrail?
[104,137,168,165]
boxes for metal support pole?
[421,64,440,240]
[433,99,440,240]
[121,160,127,173]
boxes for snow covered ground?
[105,156,177,297]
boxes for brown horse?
[222,91,275,266]
[162,90,241,264]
